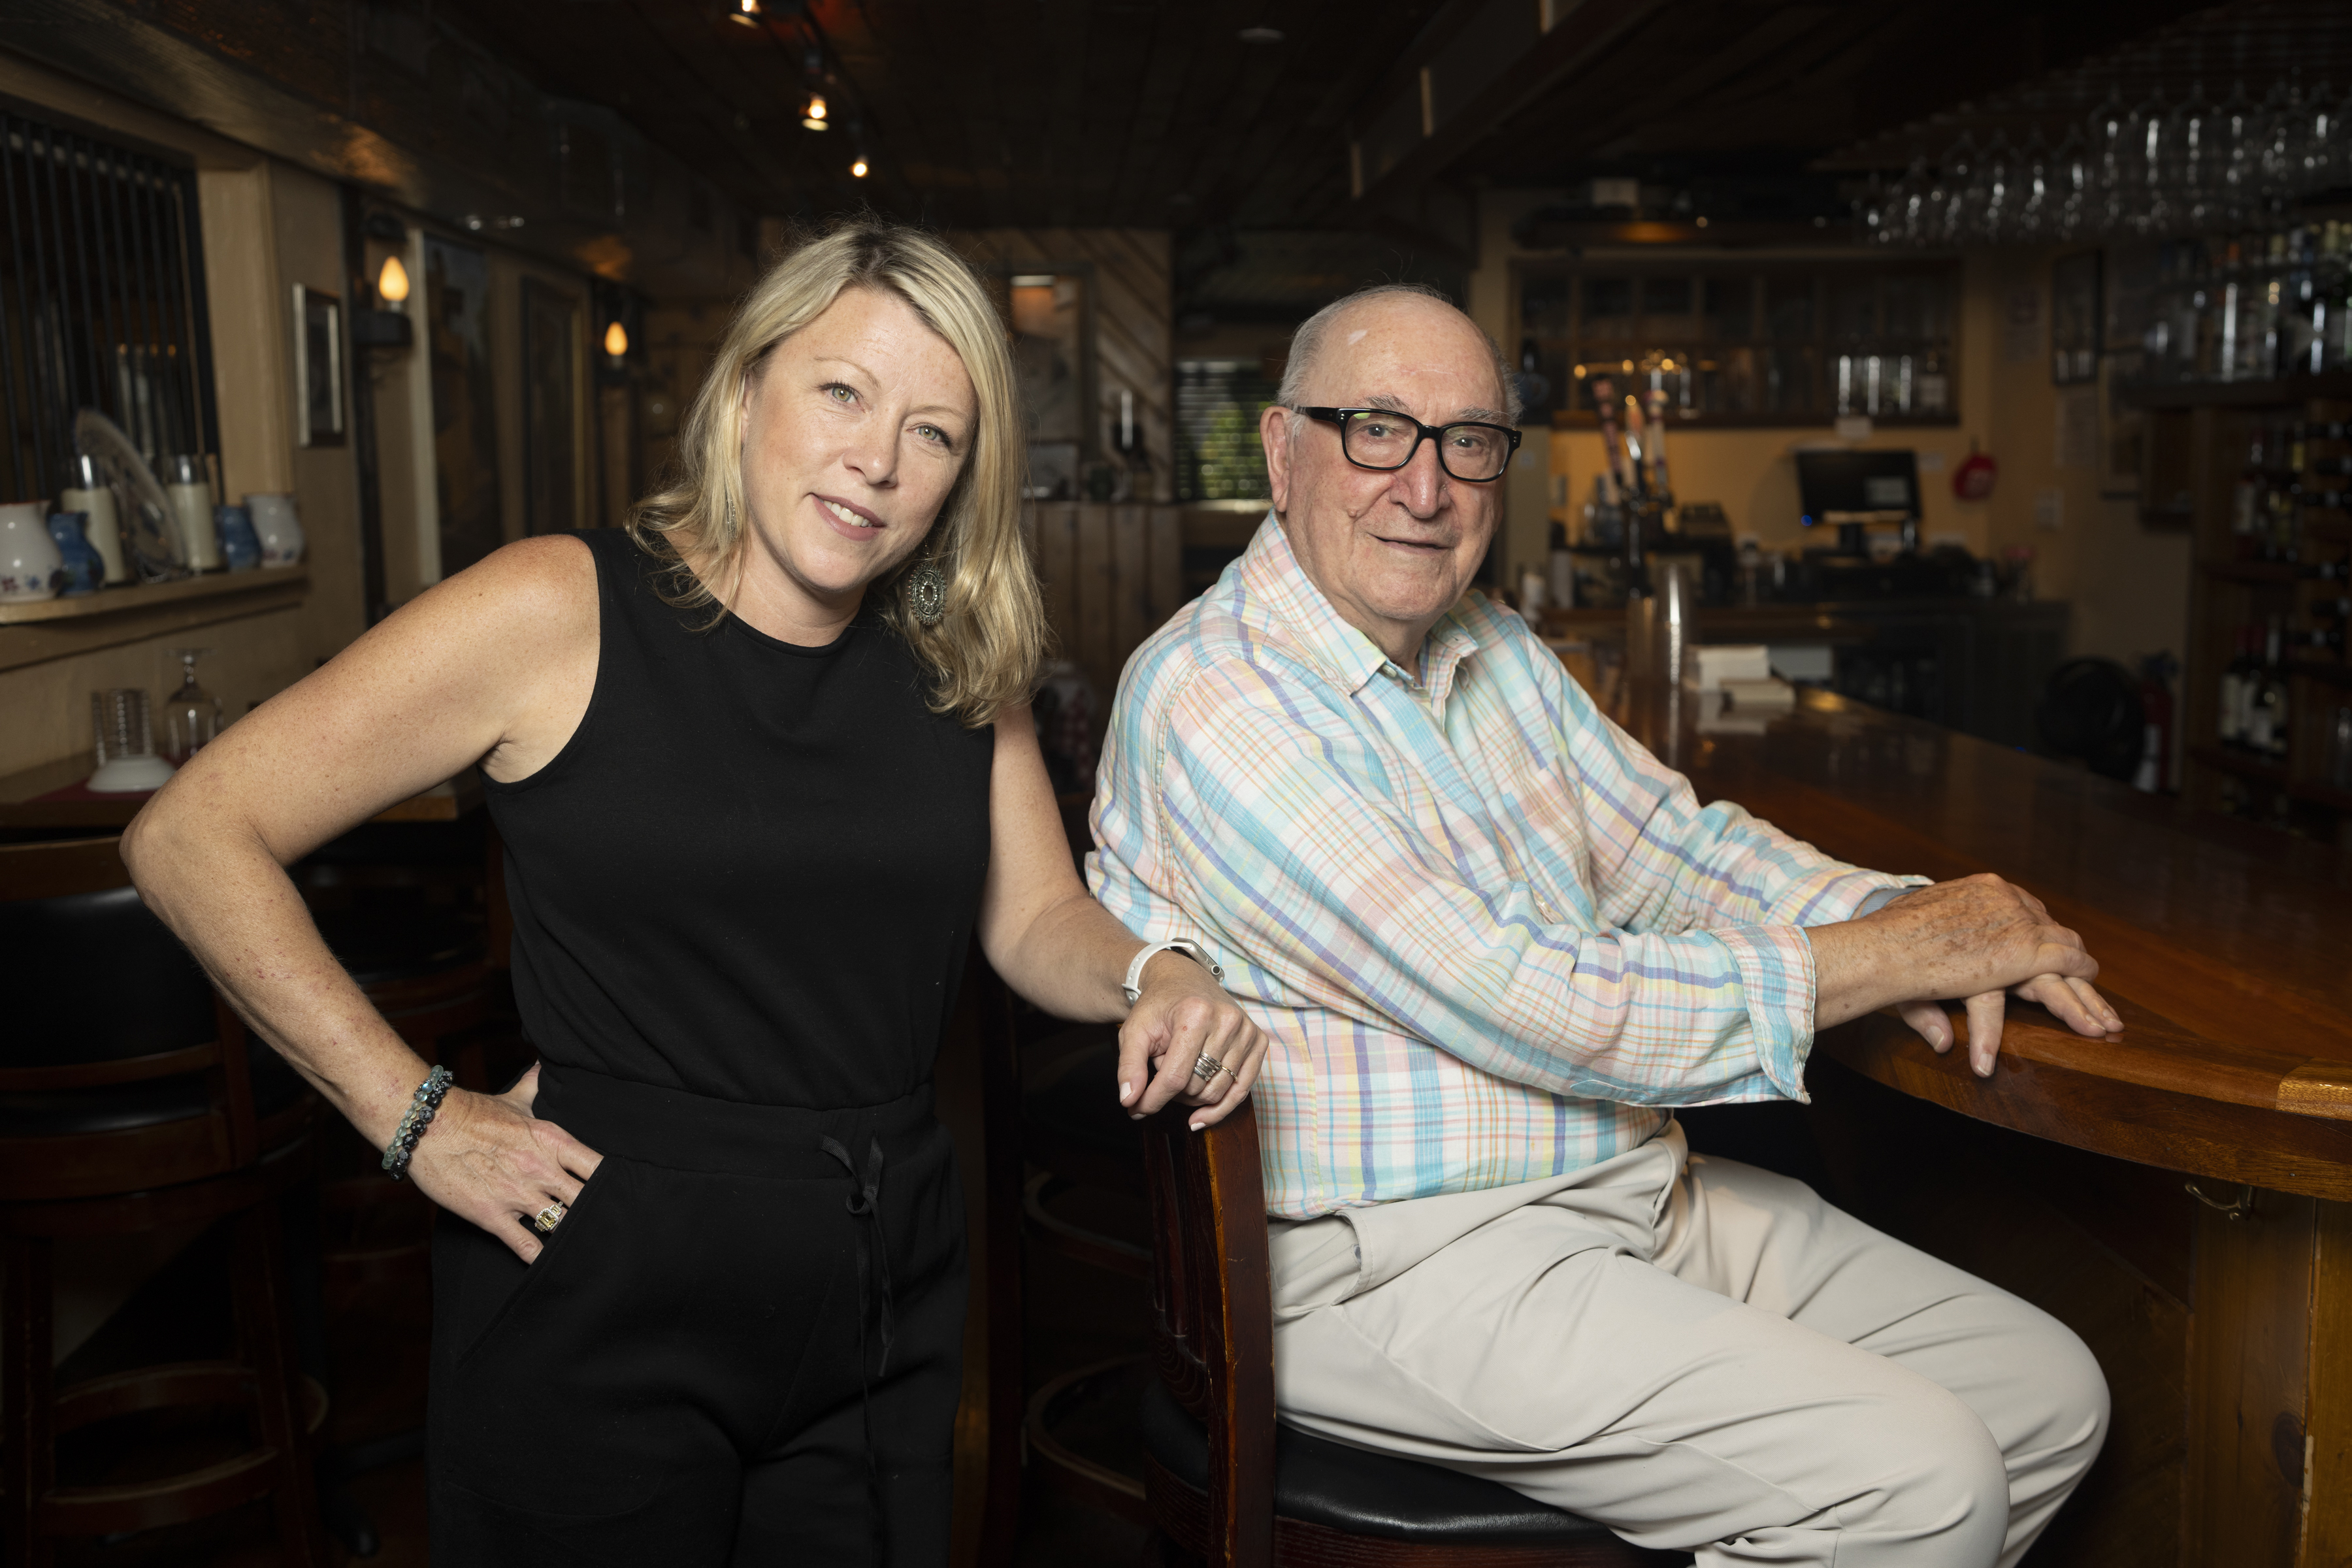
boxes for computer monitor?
[1795,449,1921,555]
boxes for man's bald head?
[1277,284,1520,427]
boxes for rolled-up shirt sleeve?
[1151,657,1844,1105]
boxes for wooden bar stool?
[1135,1098,1685,1567]
[0,837,326,1567]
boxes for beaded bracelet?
[382,1065,455,1181]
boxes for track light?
[727,0,760,24]
[801,93,829,131]
[851,155,868,178]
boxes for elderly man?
[1091,282,2120,1567]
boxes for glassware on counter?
[165,455,221,570]
[88,688,177,793]
[164,648,221,759]
[47,512,100,596]
[59,453,127,585]
[0,500,63,602]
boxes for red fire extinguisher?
[1953,440,1997,502]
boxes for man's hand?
[1814,874,2121,1077]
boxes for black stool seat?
[1139,1379,1631,1549]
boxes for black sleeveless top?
[485,530,996,1107]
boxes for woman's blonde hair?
[629,217,1046,725]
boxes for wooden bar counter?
[1603,678,2350,1567]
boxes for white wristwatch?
[1122,939,1224,1004]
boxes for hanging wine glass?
[1936,133,1976,247]
[2215,80,2258,231]
[1978,130,2014,242]
[2088,88,2130,236]
[2297,80,2337,193]
[2125,85,2167,236]
[2053,124,2093,242]
[1887,154,1931,246]
[2015,127,2052,244]
[1853,170,1887,246]
[2167,80,2216,236]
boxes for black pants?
[427,1064,966,1565]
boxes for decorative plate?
[74,408,187,582]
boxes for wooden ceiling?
[455,0,1451,232]
[449,0,2225,242]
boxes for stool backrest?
[1139,1098,1275,1568]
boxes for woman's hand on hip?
[408,1063,604,1263]
[1116,951,1269,1130]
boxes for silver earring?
[907,561,947,626]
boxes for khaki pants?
[1268,1121,2108,1567]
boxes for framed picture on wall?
[2050,252,2100,386]
[292,285,344,447]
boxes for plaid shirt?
[1088,515,1915,1219]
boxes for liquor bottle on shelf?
[2255,618,2292,762]
[2219,626,2255,746]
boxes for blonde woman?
[126,218,1268,1565]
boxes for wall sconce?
[801,93,829,131]
[352,223,414,350]
[604,321,630,359]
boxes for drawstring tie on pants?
[820,1133,894,1562]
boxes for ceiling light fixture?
[802,93,829,131]
[376,255,410,304]
[604,321,630,358]
[728,0,760,24]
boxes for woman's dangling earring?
[907,560,947,627]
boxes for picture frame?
[2050,252,2100,386]
[292,284,345,447]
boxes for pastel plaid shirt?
[1088,515,1915,1219]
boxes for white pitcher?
[246,493,305,567]
[0,500,63,603]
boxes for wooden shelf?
[0,567,309,674]
[2118,373,2352,411]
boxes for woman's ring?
[534,1202,568,1233]
[1192,1053,1221,1080]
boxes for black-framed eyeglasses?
[1296,406,1522,483]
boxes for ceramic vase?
[215,506,260,572]
[0,501,63,603]
[246,493,304,567]
[47,512,101,596]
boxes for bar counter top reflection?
[1597,671,2351,1563]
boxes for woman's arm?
[123,536,605,1260]
[975,705,1269,1127]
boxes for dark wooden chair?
[1135,1097,1680,1567]
[0,837,327,1567]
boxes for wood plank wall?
[947,229,1174,502]
[1028,503,1186,722]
